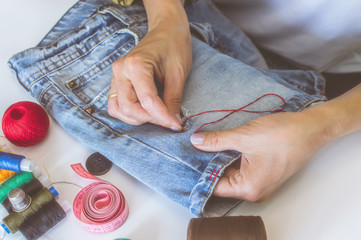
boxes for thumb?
[190,129,243,152]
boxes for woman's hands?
[108,0,191,131]
[190,110,332,202]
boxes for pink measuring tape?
[71,163,129,233]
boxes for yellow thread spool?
[0,148,16,182]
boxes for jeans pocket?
[42,7,146,111]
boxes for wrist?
[143,0,188,31]
[300,103,341,148]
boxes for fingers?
[108,77,152,125]
[106,17,191,130]
[215,175,271,202]
[131,65,181,130]
[212,156,266,202]
[213,166,241,198]
[190,128,244,152]
[163,61,186,117]
[109,56,182,130]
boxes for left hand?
[108,0,191,130]
[190,111,331,202]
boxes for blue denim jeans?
[8,0,326,217]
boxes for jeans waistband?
[9,1,147,92]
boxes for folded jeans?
[8,0,326,216]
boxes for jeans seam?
[10,12,106,61]
[93,96,109,113]
[128,137,185,164]
[43,76,123,137]
[66,38,134,90]
[295,96,327,112]
[189,23,210,45]
[42,77,185,164]
[38,84,53,103]
[27,24,125,89]
[199,154,239,215]
[37,0,94,46]
[309,71,325,95]
[42,90,61,110]
[84,87,111,110]
[70,40,135,109]
[101,7,146,25]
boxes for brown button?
[86,152,113,176]
[85,107,94,114]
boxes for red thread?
[213,169,220,182]
[2,102,49,147]
[208,168,216,180]
[183,93,286,133]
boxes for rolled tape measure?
[71,164,129,233]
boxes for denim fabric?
[8,0,326,217]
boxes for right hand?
[108,3,192,131]
[190,110,332,202]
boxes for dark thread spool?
[19,199,66,240]
[3,187,54,233]
[187,216,268,240]
[0,172,34,203]
[2,178,43,213]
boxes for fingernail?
[170,125,181,132]
[176,114,182,123]
[190,134,205,145]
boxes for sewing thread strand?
[183,93,286,133]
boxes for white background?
[1,1,361,240]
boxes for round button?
[86,152,113,176]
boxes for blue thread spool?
[0,152,34,172]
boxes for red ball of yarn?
[2,101,50,147]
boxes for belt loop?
[98,7,136,27]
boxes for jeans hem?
[189,151,241,217]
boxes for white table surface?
[1,1,361,240]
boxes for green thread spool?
[3,187,54,233]
[0,172,34,203]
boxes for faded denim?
[8,0,326,216]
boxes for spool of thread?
[0,172,34,203]
[0,188,68,240]
[2,176,49,213]
[18,198,67,240]
[0,169,15,183]
[0,152,34,173]
[2,101,49,147]
[2,187,58,234]
[187,216,268,240]
[0,148,16,183]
